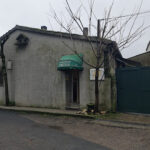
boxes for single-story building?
[0,25,125,111]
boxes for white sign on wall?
[7,60,13,70]
[90,68,104,80]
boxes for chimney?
[41,26,47,30]
[83,27,88,36]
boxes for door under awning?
[57,54,83,71]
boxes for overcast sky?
[0,0,150,58]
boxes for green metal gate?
[116,67,150,114]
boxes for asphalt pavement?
[0,110,110,150]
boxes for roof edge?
[0,25,114,43]
[0,25,121,57]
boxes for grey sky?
[0,0,150,58]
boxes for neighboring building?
[128,41,150,66]
[129,51,150,66]
[0,25,122,111]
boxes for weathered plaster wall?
[0,30,116,110]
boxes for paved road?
[0,110,110,150]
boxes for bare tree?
[49,0,150,112]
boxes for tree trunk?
[94,19,101,112]
[95,67,99,112]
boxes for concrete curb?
[0,106,95,119]
[0,106,150,130]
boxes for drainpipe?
[0,35,9,106]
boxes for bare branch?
[101,0,114,39]
[88,0,95,35]
[65,0,83,32]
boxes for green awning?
[57,54,83,71]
